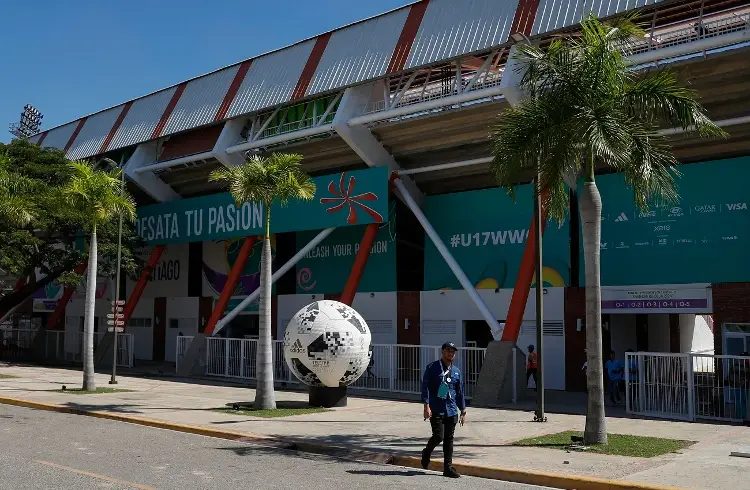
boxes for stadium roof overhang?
[26,0,750,203]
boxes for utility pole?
[533,170,547,423]
[97,157,125,384]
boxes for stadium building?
[15,0,750,394]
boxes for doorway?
[464,320,495,348]
[220,314,260,339]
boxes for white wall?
[165,297,199,362]
[126,244,189,299]
[517,321,566,390]
[66,298,112,332]
[679,314,715,354]
[420,288,566,390]
[351,292,398,346]
[610,315,637,355]
[419,288,565,347]
[277,294,320,340]
[648,314,671,352]
[128,299,155,361]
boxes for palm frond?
[210,153,316,209]
[491,11,720,216]
[624,70,727,137]
[62,160,136,229]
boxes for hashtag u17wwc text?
[449,230,530,248]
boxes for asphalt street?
[0,404,552,490]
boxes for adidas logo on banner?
[289,339,305,354]
[614,213,629,222]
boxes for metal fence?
[626,352,750,422]
[0,328,134,368]
[0,327,39,361]
[201,337,487,399]
[176,336,193,373]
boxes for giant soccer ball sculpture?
[283,300,372,388]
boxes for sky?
[0,0,410,143]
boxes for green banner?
[424,185,570,290]
[295,202,397,294]
[136,167,389,244]
[590,156,750,286]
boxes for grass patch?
[512,431,694,458]
[51,387,133,394]
[0,374,18,379]
[213,401,329,418]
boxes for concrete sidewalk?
[1,364,748,489]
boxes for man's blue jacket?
[421,359,465,417]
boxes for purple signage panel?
[602,299,708,310]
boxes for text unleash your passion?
[136,202,264,242]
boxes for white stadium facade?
[11,0,750,399]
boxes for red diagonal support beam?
[214,60,253,122]
[204,237,257,336]
[387,0,430,74]
[46,262,88,330]
[291,33,332,100]
[501,191,549,342]
[63,118,88,154]
[151,83,187,139]
[508,0,541,39]
[122,246,166,326]
[339,223,380,306]
[99,101,133,154]
[36,131,49,146]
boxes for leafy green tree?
[490,13,723,444]
[62,161,136,391]
[0,140,142,321]
[210,153,316,410]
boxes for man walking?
[421,342,466,478]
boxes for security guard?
[420,342,466,478]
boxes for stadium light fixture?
[8,104,43,139]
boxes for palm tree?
[490,13,724,444]
[210,153,316,409]
[63,161,136,391]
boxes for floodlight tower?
[9,104,44,140]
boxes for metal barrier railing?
[201,337,487,399]
[176,335,193,373]
[1,328,134,368]
[626,352,750,422]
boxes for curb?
[0,396,685,490]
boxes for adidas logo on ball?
[289,339,306,354]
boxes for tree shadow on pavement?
[61,402,145,414]
[262,433,491,459]
[347,469,426,477]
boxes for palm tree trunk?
[82,226,98,391]
[580,156,607,444]
[254,205,276,409]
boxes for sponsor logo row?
[609,202,747,222]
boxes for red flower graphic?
[320,172,383,225]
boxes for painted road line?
[35,460,156,490]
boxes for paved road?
[0,404,550,490]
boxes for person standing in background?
[605,350,624,405]
[526,345,538,390]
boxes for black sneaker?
[420,449,429,470]
[443,466,460,478]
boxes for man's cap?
[441,342,458,351]
[528,344,534,350]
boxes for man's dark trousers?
[423,415,458,469]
